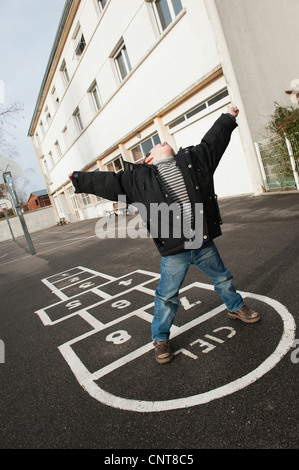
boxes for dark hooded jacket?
[71,113,237,256]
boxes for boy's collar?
[153,156,175,165]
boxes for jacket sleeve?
[193,113,238,173]
[71,170,132,202]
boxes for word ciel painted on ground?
[35,266,296,413]
[176,325,236,360]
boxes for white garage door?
[173,105,254,197]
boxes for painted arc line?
[72,290,296,413]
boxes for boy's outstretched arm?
[68,170,130,202]
[193,105,239,173]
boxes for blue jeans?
[151,241,244,341]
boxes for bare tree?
[0,183,6,198]
[0,102,23,159]
[0,102,23,123]
[0,102,28,208]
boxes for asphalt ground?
[0,192,298,453]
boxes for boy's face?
[145,142,174,164]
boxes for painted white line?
[60,275,100,291]
[79,311,104,329]
[58,343,91,384]
[172,303,225,338]
[39,267,116,307]
[77,267,115,281]
[35,308,53,326]
[136,286,156,296]
[45,266,83,281]
[135,309,154,324]
[91,288,113,300]
[41,279,69,301]
[90,342,154,381]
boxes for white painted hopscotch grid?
[37,267,160,327]
[35,266,296,413]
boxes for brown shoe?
[153,340,174,364]
[228,304,261,323]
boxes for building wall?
[214,0,299,142]
[31,0,266,223]
[36,0,221,188]
[0,206,56,241]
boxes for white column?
[204,0,264,195]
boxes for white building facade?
[29,0,267,223]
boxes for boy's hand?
[227,105,239,118]
[68,173,72,181]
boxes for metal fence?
[287,131,299,174]
[255,132,299,191]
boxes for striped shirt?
[155,158,194,232]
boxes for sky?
[0,0,66,199]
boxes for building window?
[75,34,86,56]
[97,0,107,12]
[113,41,132,81]
[185,103,207,119]
[131,133,161,164]
[39,120,45,138]
[73,23,86,57]
[106,156,124,173]
[44,106,51,126]
[81,193,91,206]
[152,0,183,32]
[62,126,70,148]
[168,89,229,130]
[60,59,70,87]
[51,86,59,109]
[88,81,102,113]
[207,89,229,107]
[46,112,51,124]
[169,115,187,129]
[67,186,81,220]
[34,133,40,146]
[41,156,48,174]
[54,140,62,159]
[48,152,54,170]
[73,107,84,134]
[53,195,63,216]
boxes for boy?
[69,106,260,364]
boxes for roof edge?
[28,0,80,137]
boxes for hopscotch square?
[60,275,110,297]
[54,271,97,289]
[98,271,158,296]
[45,268,83,284]
[42,267,115,300]
[144,285,223,327]
[86,290,154,324]
[70,316,150,374]
[41,291,106,323]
